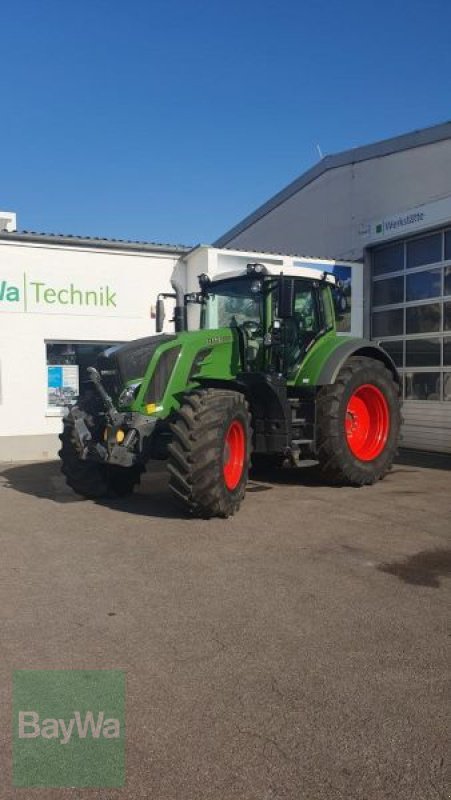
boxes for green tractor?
[59,263,401,517]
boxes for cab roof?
[210,265,336,284]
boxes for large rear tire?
[316,356,401,485]
[167,389,252,518]
[59,400,143,499]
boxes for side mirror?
[277,278,295,317]
[156,297,165,332]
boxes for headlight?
[118,382,141,407]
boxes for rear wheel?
[167,388,252,518]
[316,356,401,485]
[59,400,143,499]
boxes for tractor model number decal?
[206,336,232,345]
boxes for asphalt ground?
[0,452,450,800]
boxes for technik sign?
[358,194,451,243]
[0,273,118,315]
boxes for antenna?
[315,144,323,160]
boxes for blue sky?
[2,0,450,246]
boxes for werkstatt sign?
[0,272,121,315]
[358,194,451,244]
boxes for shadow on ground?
[0,458,330,517]
[1,448,449,521]
[378,548,451,589]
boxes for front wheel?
[167,389,252,518]
[316,356,401,485]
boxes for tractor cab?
[158,262,337,380]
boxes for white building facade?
[215,122,451,453]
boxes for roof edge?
[0,230,191,255]
[214,120,451,247]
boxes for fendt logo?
[0,279,20,302]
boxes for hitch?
[87,367,121,424]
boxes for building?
[215,121,451,453]
[0,231,354,461]
[0,230,190,461]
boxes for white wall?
[0,240,181,457]
[222,139,451,260]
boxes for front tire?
[167,389,252,518]
[316,356,401,485]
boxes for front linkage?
[70,367,157,469]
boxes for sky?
[1,0,450,246]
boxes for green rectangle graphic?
[13,670,125,787]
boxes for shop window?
[445,267,451,297]
[405,371,441,401]
[379,340,404,367]
[372,242,404,276]
[406,269,442,302]
[46,342,121,409]
[372,308,403,338]
[406,233,442,269]
[406,338,441,368]
[406,303,441,335]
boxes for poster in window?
[47,365,79,407]
[330,265,352,333]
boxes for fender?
[316,338,400,385]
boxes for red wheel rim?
[345,384,390,461]
[223,420,245,490]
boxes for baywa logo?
[0,275,117,309]
[13,670,125,788]
[0,279,20,302]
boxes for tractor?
[59,263,401,518]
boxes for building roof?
[0,229,192,255]
[214,120,451,248]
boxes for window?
[379,340,404,367]
[444,373,451,401]
[406,233,442,269]
[444,302,451,331]
[372,242,404,276]
[406,304,441,335]
[444,338,451,366]
[46,342,121,410]
[321,285,334,329]
[406,269,442,302]
[372,308,403,337]
[445,267,451,297]
[372,276,404,306]
[445,230,451,261]
[283,282,320,372]
[405,372,441,401]
[293,282,320,333]
[406,338,441,368]
[371,227,450,405]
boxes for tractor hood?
[95,328,241,418]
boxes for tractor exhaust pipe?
[171,277,187,332]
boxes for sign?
[0,274,117,315]
[358,194,451,244]
[47,365,79,407]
